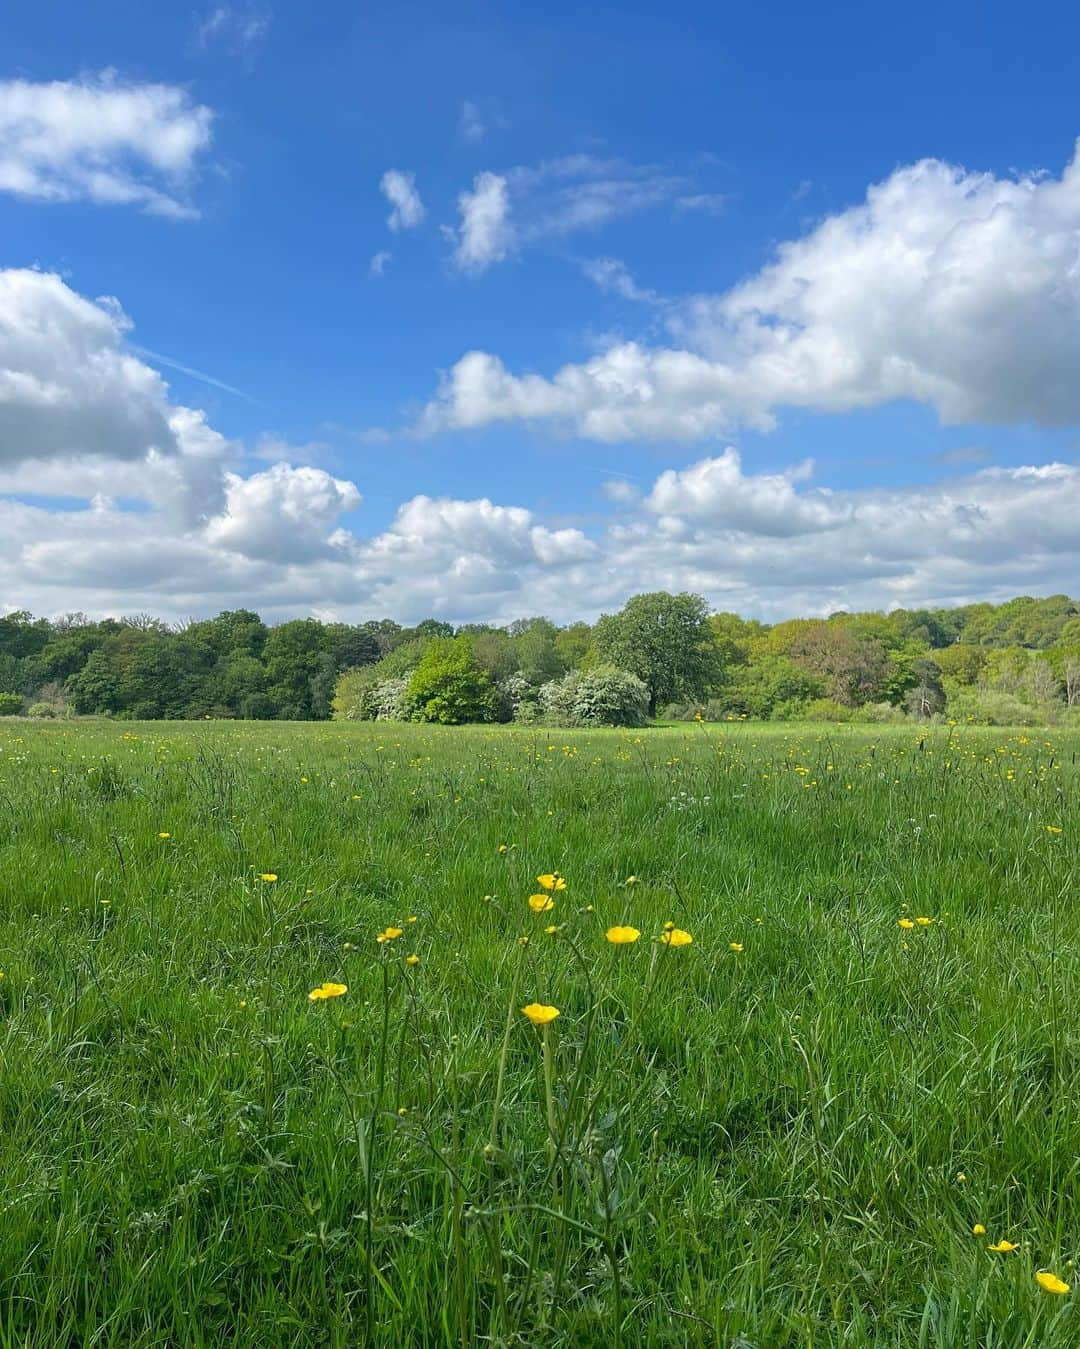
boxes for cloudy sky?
[3,0,1080,624]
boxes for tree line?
[0,591,1078,726]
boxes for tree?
[0,692,22,715]
[786,624,891,707]
[67,650,121,714]
[407,639,496,724]
[905,658,945,718]
[592,592,717,716]
[0,611,50,660]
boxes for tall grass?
[0,719,1075,1345]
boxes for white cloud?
[205,462,361,562]
[369,249,391,276]
[196,4,270,54]
[581,257,660,304]
[380,169,425,231]
[459,101,485,142]
[0,72,213,218]
[1,268,179,465]
[448,155,699,276]
[422,139,1080,439]
[3,270,1078,627]
[453,171,513,273]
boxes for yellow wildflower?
[915,916,933,926]
[1046,825,1063,835]
[521,1003,560,1026]
[606,925,641,944]
[536,873,567,892]
[1035,1271,1070,1294]
[258,872,278,883]
[528,894,555,913]
[376,926,403,943]
[544,924,558,935]
[405,954,420,966]
[972,1224,986,1236]
[308,981,348,1002]
[987,1240,1019,1253]
[660,927,693,948]
[729,942,744,953]
[898,918,915,930]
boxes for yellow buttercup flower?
[660,927,693,947]
[729,942,744,953]
[915,916,933,926]
[1046,825,1063,834]
[1035,1271,1070,1294]
[376,926,403,943]
[987,1240,1019,1253]
[258,872,278,883]
[898,918,915,930]
[521,1003,560,1026]
[308,981,348,1002]
[536,873,567,892]
[544,924,558,935]
[972,1224,986,1236]
[405,954,420,966]
[528,894,555,913]
[606,925,641,944]
[157,832,171,840]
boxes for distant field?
[0,720,1076,1346]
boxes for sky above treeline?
[2,0,1080,625]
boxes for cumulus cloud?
[3,270,1078,627]
[1,268,180,465]
[423,140,1080,438]
[205,463,362,563]
[0,72,213,217]
[380,169,425,232]
[452,171,513,273]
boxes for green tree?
[0,692,22,715]
[592,592,717,716]
[407,639,496,724]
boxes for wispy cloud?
[380,169,425,231]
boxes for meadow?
[0,718,1076,1347]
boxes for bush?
[945,689,1045,726]
[408,642,495,725]
[798,698,854,723]
[537,665,649,727]
[333,668,415,721]
[26,702,56,718]
[0,692,22,716]
[852,701,908,724]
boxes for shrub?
[26,702,56,718]
[0,692,22,716]
[852,701,908,724]
[798,698,854,723]
[408,641,495,725]
[945,689,1044,726]
[538,665,649,727]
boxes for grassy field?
[0,718,1076,1346]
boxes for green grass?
[0,718,1076,1346]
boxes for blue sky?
[2,0,1080,623]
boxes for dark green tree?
[592,592,717,716]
